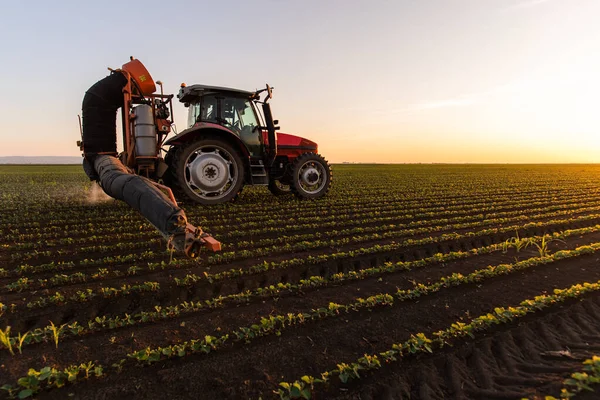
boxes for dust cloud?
[86,182,111,204]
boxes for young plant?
[127,265,141,276]
[336,362,363,383]
[501,230,528,253]
[527,235,566,257]
[167,236,176,264]
[15,332,30,354]
[111,359,126,374]
[48,321,66,349]
[80,361,95,379]
[277,376,322,400]
[0,326,14,355]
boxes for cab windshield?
[187,95,259,133]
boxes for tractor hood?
[262,131,318,152]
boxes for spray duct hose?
[82,73,127,156]
[93,155,212,257]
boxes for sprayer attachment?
[92,155,220,258]
[168,224,221,258]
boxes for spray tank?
[133,104,157,158]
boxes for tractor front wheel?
[289,152,332,200]
[171,137,245,205]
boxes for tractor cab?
[180,85,265,157]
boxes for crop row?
[6,189,591,251]
[0,281,159,315]
[4,191,596,252]
[277,280,600,399]
[84,239,600,370]
[2,185,595,242]
[0,215,587,310]
[7,205,600,284]
[8,238,163,264]
[1,178,592,225]
[7,195,599,267]
[218,196,600,242]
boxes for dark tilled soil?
[333,293,600,400]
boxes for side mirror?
[273,120,279,125]
[266,84,273,100]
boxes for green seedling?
[501,230,528,253]
[276,376,322,400]
[111,359,126,373]
[527,235,566,257]
[15,332,30,354]
[48,321,66,349]
[80,361,95,379]
[0,326,14,355]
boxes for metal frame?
[118,69,175,172]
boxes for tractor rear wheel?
[161,147,176,187]
[289,152,332,200]
[170,137,245,205]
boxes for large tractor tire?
[161,147,176,187]
[170,137,245,205]
[268,178,291,196]
[289,152,332,200]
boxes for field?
[2,164,600,400]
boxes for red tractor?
[79,58,331,256]
[166,83,332,204]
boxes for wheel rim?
[184,145,238,200]
[297,160,327,194]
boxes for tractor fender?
[165,123,251,158]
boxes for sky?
[0,0,598,163]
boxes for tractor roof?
[178,84,254,103]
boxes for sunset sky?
[1,0,598,163]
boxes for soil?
[1,227,599,399]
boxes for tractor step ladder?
[249,158,269,185]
